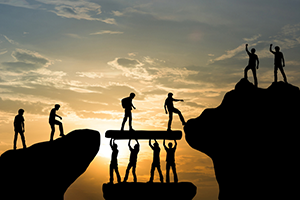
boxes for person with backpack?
[121,93,136,131]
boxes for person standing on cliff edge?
[13,109,26,150]
[270,44,287,83]
[244,44,259,87]
[49,104,64,141]
[164,93,185,131]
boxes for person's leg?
[123,163,131,182]
[148,163,155,182]
[244,65,250,79]
[19,130,27,149]
[173,108,185,125]
[157,164,164,183]
[50,124,55,141]
[128,110,134,131]
[115,165,121,183]
[13,131,18,150]
[251,68,258,87]
[172,163,178,183]
[121,110,129,131]
[132,163,137,182]
[274,66,278,82]
[55,120,64,137]
[279,66,288,83]
[166,163,170,183]
[167,112,173,131]
[109,164,114,183]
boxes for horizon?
[1,1,300,200]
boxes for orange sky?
[1,1,300,200]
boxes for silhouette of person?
[13,109,26,150]
[148,139,164,183]
[270,44,287,83]
[244,44,259,87]
[123,139,140,183]
[121,93,136,131]
[109,139,121,184]
[163,139,178,183]
[49,104,64,141]
[164,93,185,131]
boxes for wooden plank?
[105,130,182,140]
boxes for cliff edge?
[0,129,100,200]
[184,78,300,200]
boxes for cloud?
[0,50,8,55]
[3,35,19,45]
[243,34,262,42]
[1,49,52,73]
[76,72,103,79]
[89,30,123,35]
[210,44,245,63]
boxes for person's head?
[168,92,173,98]
[18,109,24,115]
[130,93,135,99]
[251,48,256,53]
[275,46,280,52]
[154,142,159,147]
[168,142,173,148]
[55,104,60,110]
[134,144,139,149]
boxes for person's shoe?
[129,128,135,131]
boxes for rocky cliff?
[0,129,100,200]
[184,78,300,200]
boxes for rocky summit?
[184,78,300,200]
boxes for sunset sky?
[1,0,300,199]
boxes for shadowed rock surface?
[184,78,300,200]
[103,182,197,200]
[0,129,100,200]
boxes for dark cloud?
[117,58,140,68]
[1,49,51,73]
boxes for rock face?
[184,78,300,200]
[103,182,197,200]
[0,129,100,200]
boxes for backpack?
[121,97,129,109]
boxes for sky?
[1,0,300,199]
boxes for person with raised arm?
[123,139,140,183]
[109,139,121,184]
[270,44,287,83]
[244,44,259,87]
[148,139,164,183]
[163,139,178,183]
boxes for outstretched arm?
[149,139,154,149]
[128,139,133,150]
[174,140,177,149]
[269,44,275,54]
[173,98,184,102]
[164,100,168,114]
[163,139,167,150]
[245,44,250,55]
[110,138,113,149]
